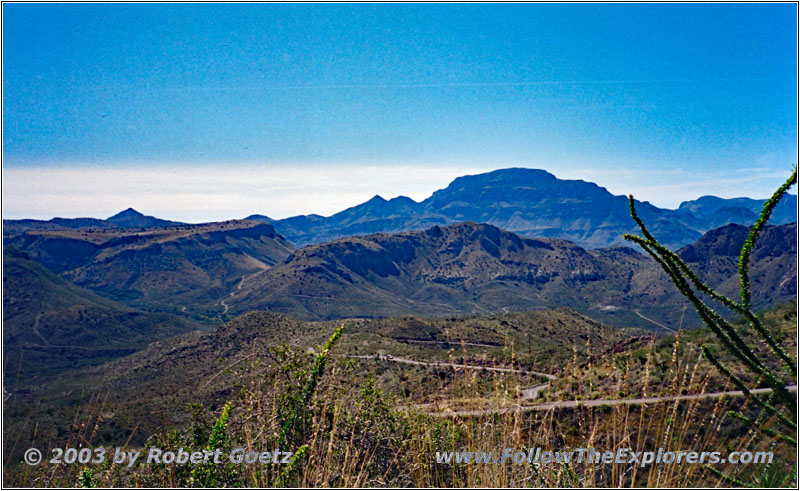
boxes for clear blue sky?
[2,3,797,220]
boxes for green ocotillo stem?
[624,169,798,448]
[738,166,797,311]
[701,345,796,431]
[627,235,794,409]
[279,323,345,449]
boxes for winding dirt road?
[400,339,500,348]
[220,270,265,315]
[28,313,103,351]
[219,276,245,315]
[633,309,677,333]
[349,354,557,380]
[353,353,797,417]
[425,385,799,417]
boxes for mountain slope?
[229,222,608,319]
[265,168,797,249]
[2,250,201,385]
[6,308,628,450]
[228,221,796,330]
[677,222,797,306]
[418,168,702,248]
[5,220,296,316]
[3,208,184,234]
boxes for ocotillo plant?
[623,167,797,460]
[190,401,234,487]
[277,323,345,485]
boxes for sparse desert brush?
[623,166,797,486]
[13,301,796,487]
[7,171,796,488]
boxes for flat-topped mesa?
[267,167,797,250]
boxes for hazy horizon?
[3,4,797,222]
[2,163,796,223]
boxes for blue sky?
[2,3,797,221]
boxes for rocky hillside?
[258,168,797,248]
[3,250,200,384]
[228,221,796,329]
[6,308,628,449]
[4,220,295,316]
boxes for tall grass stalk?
[623,166,797,485]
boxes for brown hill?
[5,220,295,317]
[228,221,796,330]
[2,250,201,385]
[6,308,628,451]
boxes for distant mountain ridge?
[257,168,797,249]
[5,168,796,249]
[3,208,184,234]
[105,207,182,228]
[226,220,796,330]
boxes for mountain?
[4,220,296,316]
[104,207,182,228]
[245,214,275,223]
[677,222,797,305]
[2,249,200,385]
[5,170,794,250]
[226,221,796,330]
[279,196,448,247]
[3,208,184,234]
[261,168,796,249]
[678,194,798,227]
[417,168,700,248]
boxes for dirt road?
[220,269,265,315]
[352,353,797,417]
[350,354,557,380]
[424,385,799,417]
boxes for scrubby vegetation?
[4,171,796,487]
[620,166,797,485]
[12,302,795,487]
[544,302,796,404]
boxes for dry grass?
[11,311,795,488]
